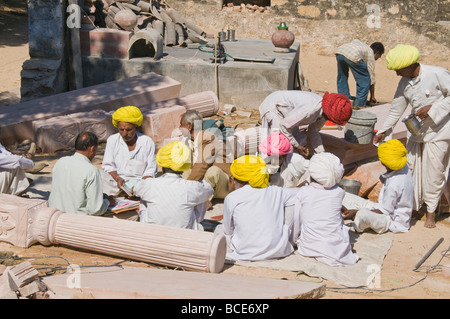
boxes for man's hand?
[342,208,358,220]
[415,105,432,121]
[104,194,116,206]
[114,176,125,188]
[373,132,385,144]
[295,145,309,157]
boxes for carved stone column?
[0,195,226,273]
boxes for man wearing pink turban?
[259,90,352,158]
[259,132,310,188]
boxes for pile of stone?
[84,0,208,46]
[221,3,271,13]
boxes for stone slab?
[0,72,181,146]
[82,39,300,109]
[43,266,325,299]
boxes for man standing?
[49,132,114,215]
[102,105,157,196]
[335,40,385,107]
[259,90,352,157]
[134,141,213,230]
[373,44,450,228]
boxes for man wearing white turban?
[293,152,359,266]
[373,45,450,228]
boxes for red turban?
[259,132,292,156]
[321,92,352,125]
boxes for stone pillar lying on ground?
[0,195,226,273]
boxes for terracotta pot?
[271,22,295,52]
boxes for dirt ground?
[0,1,449,299]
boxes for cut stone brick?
[80,28,132,59]
[141,105,187,149]
[0,72,181,146]
[32,109,117,153]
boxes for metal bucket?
[338,179,362,195]
[344,110,378,144]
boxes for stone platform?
[82,38,300,109]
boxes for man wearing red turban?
[259,90,352,157]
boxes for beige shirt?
[336,39,376,85]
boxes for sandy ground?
[0,3,449,299]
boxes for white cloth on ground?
[134,173,214,230]
[222,184,298,261]
[294,182,359,266]
[49,152,110,216]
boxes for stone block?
[141,105,187,149]
[0,72,181,146]
[32,109,117,153]
[80,28,132,59]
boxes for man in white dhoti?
[259,90,352,157]
[49,132,115,216]
[373,45,450,228]
[102,105,157,196]
[342,139,414,233]
[0,143,35,196]
[294,152,359,266]
[258,132,310,187]
[222,155,298,261]
[133,141,213,230]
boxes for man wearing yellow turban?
[342,140,414,234]
[101,106,157,197]
[134,141,214,230]
[374,44,450,228]
[220,154,299,261]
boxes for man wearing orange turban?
[259,90,352,157]
[373,45,450,228]
[342,139,414,234]
[101,106,157,197]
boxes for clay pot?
[114,9,138,31]
[271,22,295,52]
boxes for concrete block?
[32,109,117,153]
[0,72,181,146]
[141,105,187,149]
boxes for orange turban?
[321,92,352,125]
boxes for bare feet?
[424,212,436,228]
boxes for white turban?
[308,152,344,188]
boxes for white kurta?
[269,153,310,188]
[343,165,414,233]
[134,173,214,230]
[102,132,157,194]
[0,143,34,195]
[49,153,110,216]
[295,183,359,266]
[377,64,450,212]
[259,91,326,153]
[222,184,298,261]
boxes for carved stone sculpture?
[0,194,226,273]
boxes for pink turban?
[259,132,292,156]
[321,92,352,125]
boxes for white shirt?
[134,173,214,229]
[378,64,450,143]
[295,183,359,266]
[102,132,157,179]
[269,153,309,187]
[259,91,326,152]
[0,143,34,171]
[223,184,298,261]
[371,165,414,233]
[49,152,109,215]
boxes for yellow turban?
[378,139,408,171]
[230,155,269,188]
[386,45,420,70]
[156,141,191,172]
[112,106,143,127]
